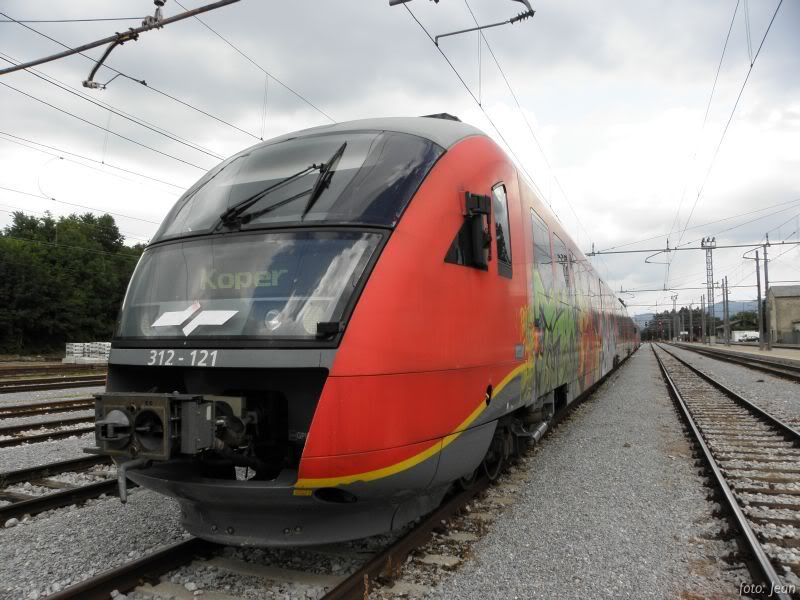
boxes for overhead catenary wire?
[0,17,143,24]
[599,197,800,252]
[1,14,261,141]
[0,131,184,191]
[0,184,160,225]
[462,1,588,236]
[0,53,224,161]
[0,80,209,171]
[669,0,784,271]
[664,0,740,266]
[402,4,550,222]
[173,0,336,124]
[0,1,241,76]
[461,0,610,282]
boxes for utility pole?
[723,276,730,346]
[689,303,693,343]
[763,236,772,351]
[680,309,685,341]
[671,294,678,342]
[701,237,717,343]
[701,295,706,343]
[745,249,765,351]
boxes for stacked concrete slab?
[62,342,111,364]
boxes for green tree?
[0,212,144,354]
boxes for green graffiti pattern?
[520,265,612,402]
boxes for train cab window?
[553,234,570,289]
[530,209,553,290]
[492,184,512,279]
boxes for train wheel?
[482,430,506,481]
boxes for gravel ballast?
[0,488,183,600]
[428,346,749,599]
[664,344,800,426]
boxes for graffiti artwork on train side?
[519,254,619,403]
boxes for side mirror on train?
[465,193,491,269]
[443,192,492,270]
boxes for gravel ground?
[0,488,183,600]
[419,346,749,600]
[665,345,800,427]
[0,385,102,408]
[0,432,95,472]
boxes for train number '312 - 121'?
[147,349,219,367]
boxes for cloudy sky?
[1,0,798,316]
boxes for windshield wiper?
[301,142,347,220]
[217,163,321,228]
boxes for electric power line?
[0,53,224,162]
[0,184,160,225]
[0,17,143,24]
[173,0,336,124]
[664,0,741,272]
[0,80,210,171]
[670,0,784,269]
[1,14,262,141]
[462,0,590,243]
[402,4,550,225]
[0,131,184,191]
[600,197,800,252]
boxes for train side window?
[553,233,570,289]
[530,209,553,289]
[492,184,512,279]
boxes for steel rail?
[0,415,94,437]
[324,478,490,599]
[0,455,110,487]
[47,538,219,600]
[670,343,800,383]
[652,345,792,600]
[0,399,93,418]
[0,479,126,522]
[0,364,105,376]
[0,376,106,393]
[659,345,800,442]
[0,425,95,448]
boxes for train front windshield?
[151,130,443,241]
[117,231,380,341]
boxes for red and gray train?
[92,115,639,546]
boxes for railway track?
[0,363,106,377]
[0,375,106,394]
[653,343,800,599]
[671,343,800,384]
[41,349,640,600]
[47,478,490,600]
[0,455,118,523]
[0,424,95,448]
[0,398,94,419]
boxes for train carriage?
[90,115,638,546]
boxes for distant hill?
[708,300,758,316]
